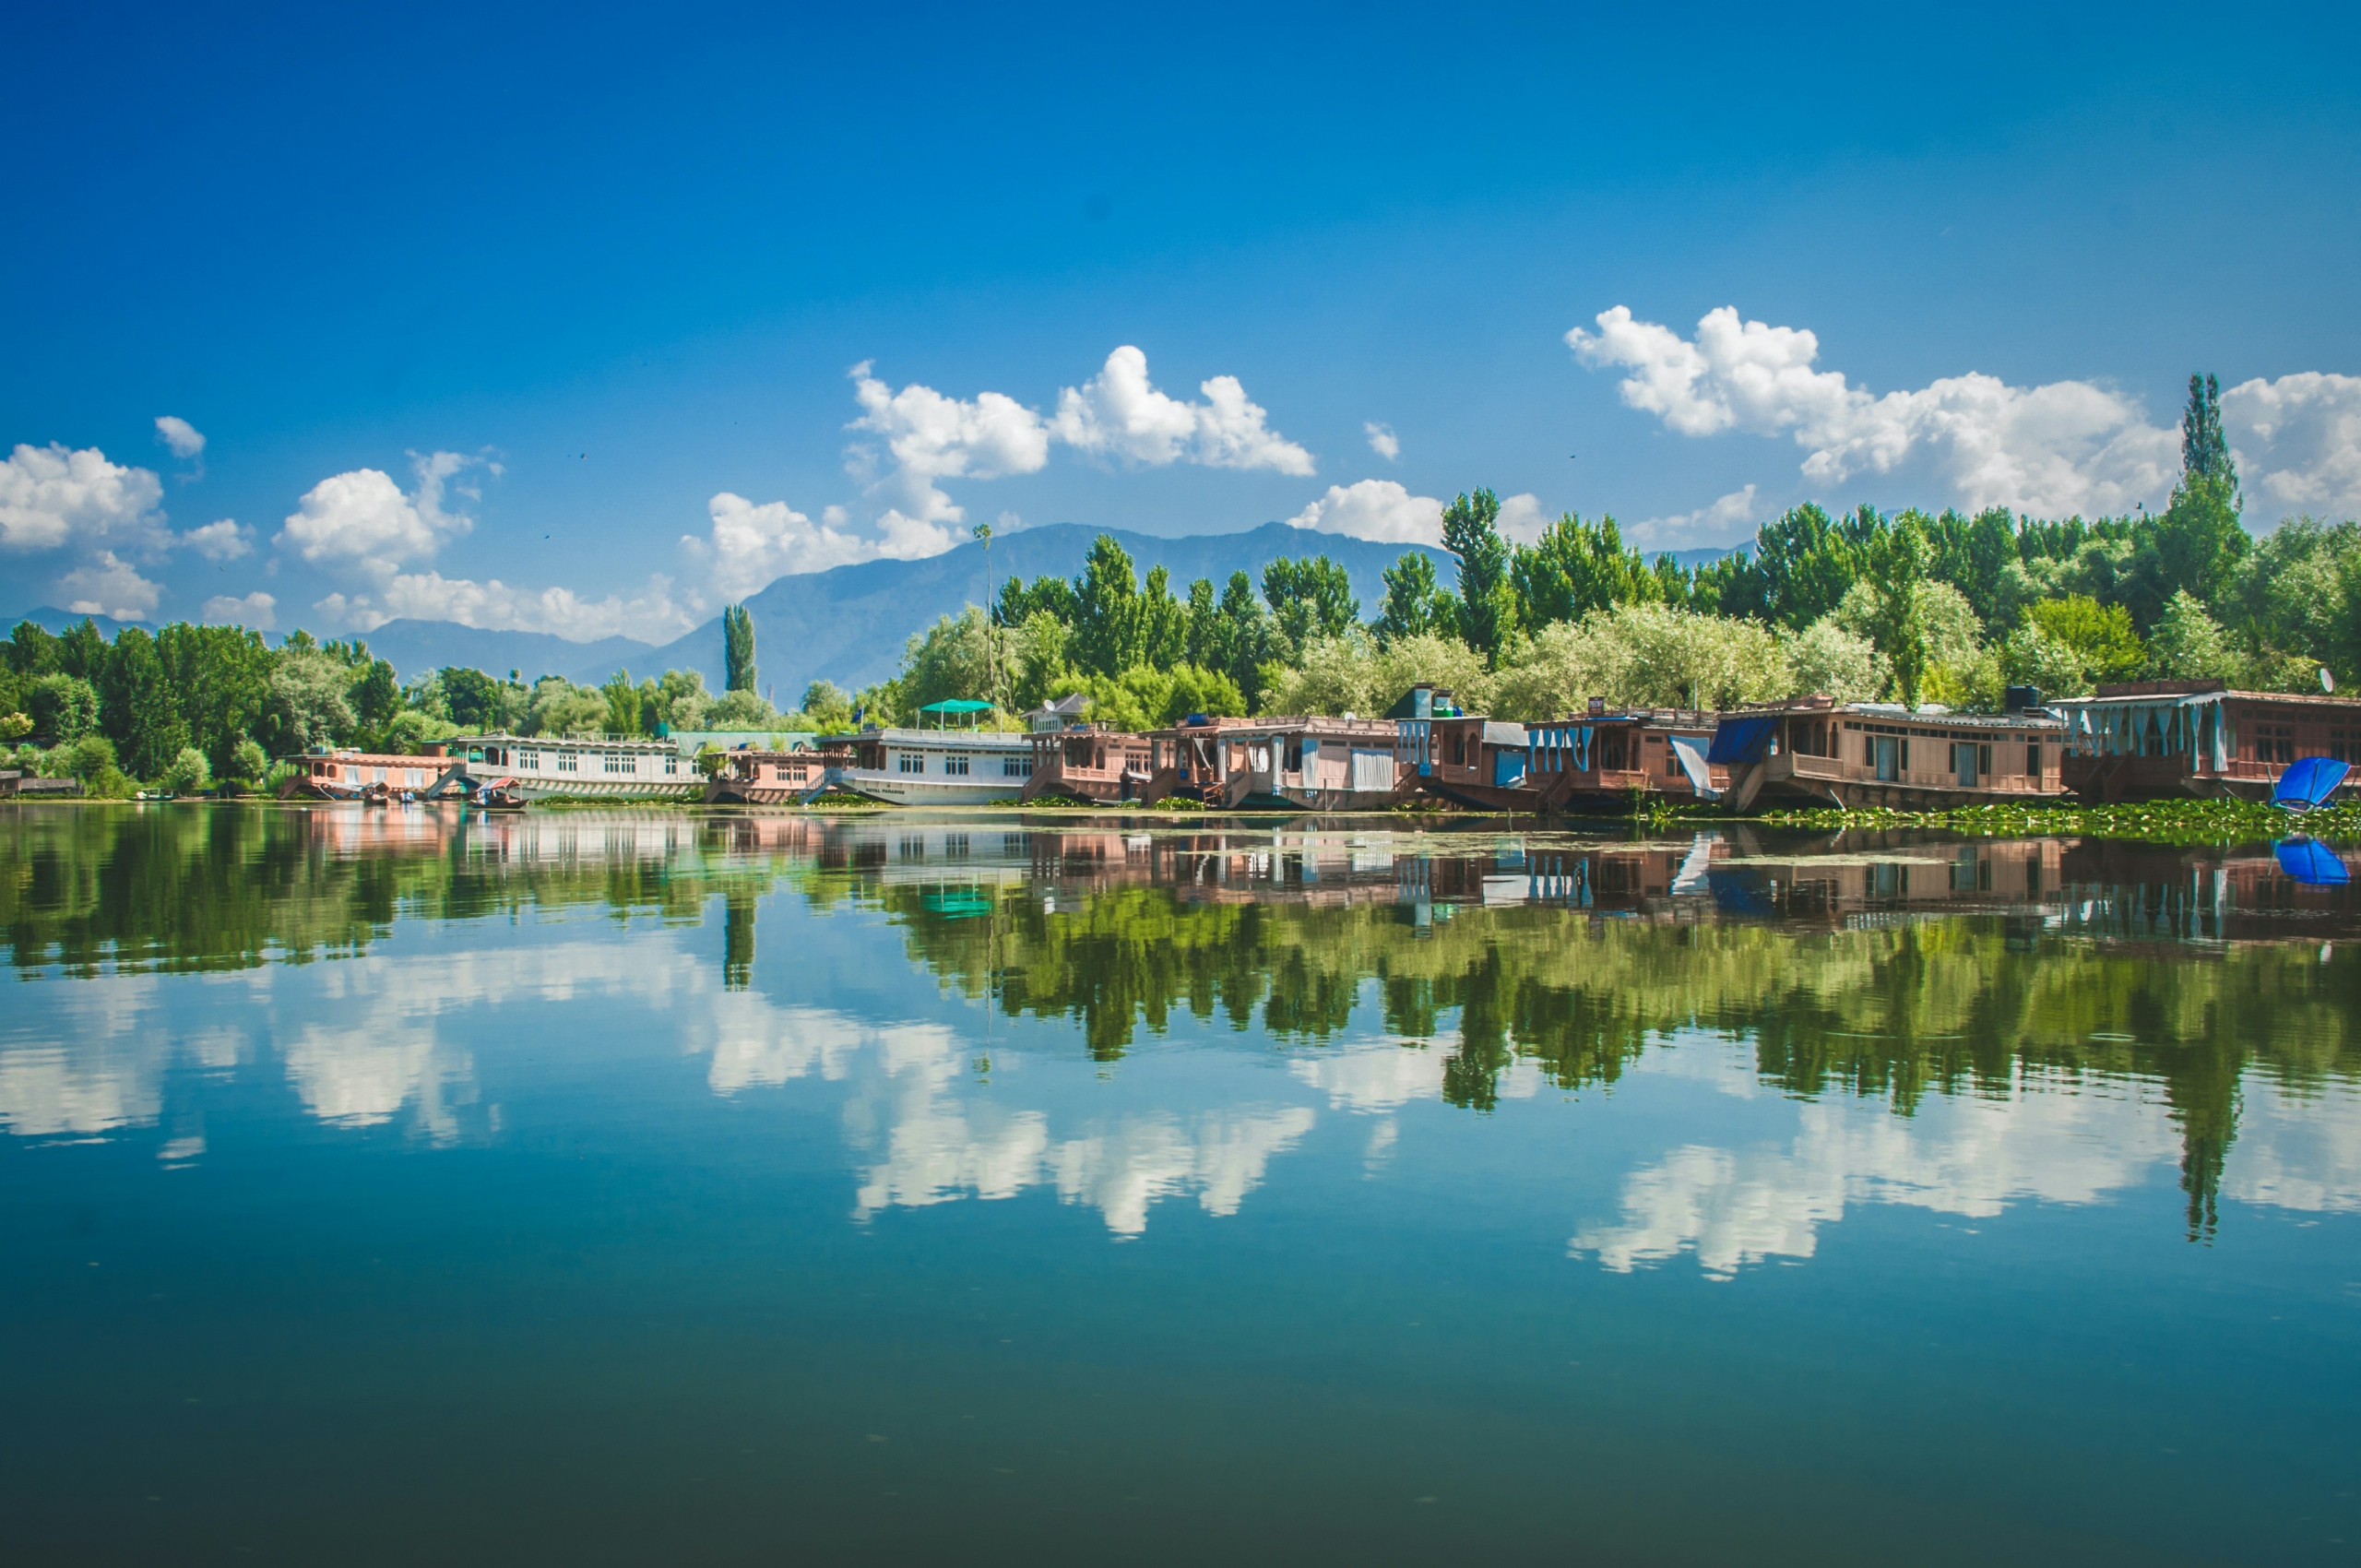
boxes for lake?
[3,802,2356,1565]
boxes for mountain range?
[6,529,1738,699]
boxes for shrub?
[161,747,211,794]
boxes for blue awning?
[2273,755,2350,808]
[2275,837,2350,885]
[1706,715,1775,766]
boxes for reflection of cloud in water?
[798,1006,1316,1235]
[1572,1072,2182,1278]
[1289,1040,1542,1112]
[706,1001,868,1092]
[2225,1078,2361,1214]
[0,977,168,1136]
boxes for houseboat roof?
[2056,681,2359,711]
[444,731,680,751]
[1145,715,1397,741]
[864,726,1031,747]
[1732,698,2063,731]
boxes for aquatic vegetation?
[1759,796,2360,845]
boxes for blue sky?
[6,1,2358,642]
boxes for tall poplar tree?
[722,604,757,693]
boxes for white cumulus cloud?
[1051,346,1314,476]
[58,551,162,620]
[202,590,277,628]
[2222,372,2361,517]
[1570,305,2361,523]
[683,491,955,601]
[1286,479,1444,545]
[0,442,169,553]
[318,570,694,643]
[847,361,1050,538]
[154,415,206,460]
[1495,492,1550,546]
[1631,484,1762,550]
[180,517,252,560]
[277,450,481,578]
[1364,422,1400,461]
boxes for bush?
[161,747,211,794]
[231,738,270,783]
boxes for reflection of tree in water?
[1,805,786,977]
[873,875,2358,1235]
[723,892,756,992]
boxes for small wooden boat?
[477,778,528,812]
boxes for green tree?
[1865,510,1933,709]
[1260,555,1358,659]
[231,738,269,782]
[2025,595,2144,684]
[800,681,855,731]
[56,618,108,683]
[100,628,190,778]
[30,672,99,742]
[1373,552,1453,646]
[441,667,507,731]
[599,669,647,735]
[2181,372,2235,491]
[160,746,211,793]
[1073,534,1145,676]
[156,623,272,776]
[723,604,757,693]
[1141,565,1187,671]
[350,657,401,731]
[1750,502,1875,628]
[1509,511,1659,630]
[1442,489,1512,662]
[2145,589,2242,682]
[263,649,360,754]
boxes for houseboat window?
[1287,738,1305,771]
[2026,742,2042,776]
[945,754,970,777]
[663,754,678,775]
[2333,729,2352,763]
[898,754,924,774]
[1448,732,1465,766]
[1003,757,1029,778]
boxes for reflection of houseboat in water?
[2048,681,2361,802]
[1711,695,2068,811]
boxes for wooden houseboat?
[1709,696,2067,811]
[1022,726,1157,803]
[284,749,461,802]
[2047,680,2361,803]
[1145,716,1406,810]
[703,742,859,805]
[432,733,700,801]
[1393,683,1723,813]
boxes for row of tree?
[7,377,2355,782]
[862,374,2358,727]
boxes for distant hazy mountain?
[359,620,655,683]
[625,522,1469,703]
[3,605,159,640]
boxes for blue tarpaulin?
[2272,755,2351,809]
[1706,716,1776,766]
[2275,837,2351,885]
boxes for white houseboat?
[436,733,701,801]
[837,701,1034,805]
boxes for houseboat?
[1391,685,1723,813]
[831,702,1034,805]
[433,733,700,801]
[1022,726,1158,803]
[1709,695,2067,811]
[2047,680,2361,803]
[704,742,858,805]
[1144,716,1405,810]
[285,749,460,802]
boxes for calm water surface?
[4,802,2358,1565]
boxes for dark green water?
[4,802,2357,1565]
